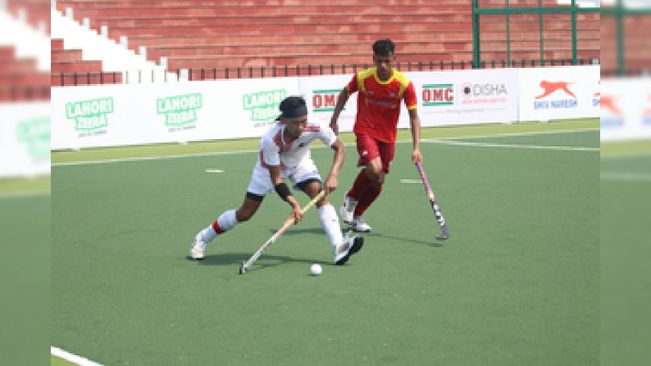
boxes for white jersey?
[257,120,337,171]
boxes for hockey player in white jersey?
[190,96,363,265]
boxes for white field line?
[422,139,598,152]
[600,172,651,182]
[52,128,598,168]
[53,149,257,167]
[0,190,49,199]
[399,179,422,184]
[441,127,598,140]
[51,347,103,366]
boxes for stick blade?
[238,261,247,275]
[436,224,449,241]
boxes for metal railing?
[472,0,600,68]
[51,58,599,86]
[0,86,51,101]
[602,0,651,76]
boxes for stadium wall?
[51,66,599,150]
[600,77,651,142]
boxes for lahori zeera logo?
[533,80,578,110]
[243,89,287,125]
[65,97,113,132]
[17,117,50,161]
[312,89,342,112]
[157,93,203,127]
[422,84,454,106]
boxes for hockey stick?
[415,160,449,240]
[239,190,326,274]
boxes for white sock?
[317,204,343,249]
[199,209,238,243]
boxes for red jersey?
[347,67,417,143]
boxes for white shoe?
[340,195,358,224]
[349,216,372,233]
[334,232,364,265]
[190,234,207,260]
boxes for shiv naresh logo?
[600,94,624,128]
[644,96,651,126]
[600,95,622,116]
[533,80,578,110]
[535,81,577,99]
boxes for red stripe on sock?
[211,220,224,234]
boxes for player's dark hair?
[373,39,395,56]
[279,96,307,118]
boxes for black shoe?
[335,235,364,265]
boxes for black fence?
[51,58,599,86]
[0,86,51,101]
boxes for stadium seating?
[0,46,49,101]
[6,0,50,33]
[51,38,123,86]
[0,1,49,101]
[54,0,473,76]
[52,0,600,83]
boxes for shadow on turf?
[366,232,445,247]
[266,227,444,247]
[267,227,323,236]
[193,252,327,268]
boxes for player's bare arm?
[324,138,346,195]
[329,87,350,135]
[268,164,303,223]
[408,108,423,163]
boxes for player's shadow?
[195,252,327,269]
[365,232,445,247]
[266,226,445,247]
[272,227,323,236]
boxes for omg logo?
[312,89,340,112]
[422,84,454,106]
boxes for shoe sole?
[190,246,205,260]
[348,224,371,233]
[335,236,364,265]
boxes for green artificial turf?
[51,122,598,365]
[600,154,651,366]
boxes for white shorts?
[246,158,322,197]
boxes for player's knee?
[367,169,384,185]
[236,208,255,222]
[376,173,385,186]
[366,166,382,180]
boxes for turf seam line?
[51,347,103,366]
[53,128,598,168]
